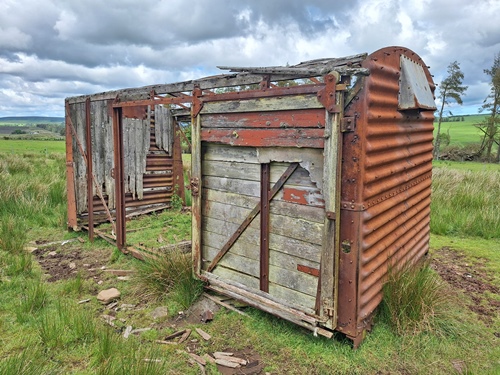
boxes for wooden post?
[318,72,343,329]
[191,113,202,276]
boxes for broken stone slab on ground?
[97,288,121,304]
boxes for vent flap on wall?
[398,55,437,111]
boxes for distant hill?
[0,116,64,123]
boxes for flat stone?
[48,251,57,256]
[69,262,76,269]
[97,288,121,304]
[150,306,169,320]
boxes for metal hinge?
[341,117,356,132]
[190,177,200,197]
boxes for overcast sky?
[1,0,499,117]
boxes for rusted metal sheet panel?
[339,47,435,344]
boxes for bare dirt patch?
[32,243,110,282]
[431,246,500,325]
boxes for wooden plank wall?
[69,102,178,223]
[201,144,325,313]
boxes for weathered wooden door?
[192,79,343,332]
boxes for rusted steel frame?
[112,106,126,249]
[85,98,94,241]
[65,102,78,230]
[199,83,324,103]
[207,163,299,273]
[65,101,116,235]
[260,163,271,292]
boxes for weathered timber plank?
[202,160,260,181]
[268,282,316,312]
[270,212,323,245]
[201,109,325,129]
[203,216,321,263]
[71,102,88,214]
[202,231,319,271]
[204,200,323,245]
[203,202,323,251]
[192,114,203,276]
[204,188,324,223]
[212,264,259,290]
[204,267,314,318]
[202,144,259,163]
[319,73,342,326]
[203,176,260,197]
[258,148,324,191]
[155,105,174,155]
[200,94,323,114]
[201,128,324,148]
[203,244,260,278]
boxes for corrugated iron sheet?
[338,47,435,340]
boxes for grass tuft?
[379,260,462,338]
[135,249,203,309]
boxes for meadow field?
[0,142,499,374]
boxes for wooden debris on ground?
[203,293,250,317]
[195,327,211,341]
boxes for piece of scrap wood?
[215,359,240,368]
[155,340,177,345]
[164,329,186,341]
[130,327,151,334]
[217,356,247,366]
[203,293,250,317]
[203,354,216,364]
[188,353,207,366]
[213,352,234,358]
[195,327,211,341]
[178,329,192,344]
[78,298,91,304]
[123,326,133,339]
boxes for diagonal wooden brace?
[207,162,299,273]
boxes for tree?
[477,53,500,162]
[434,61,468,160]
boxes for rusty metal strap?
[207,162,299,273]
[65,101,117,235]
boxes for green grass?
[434,114,486,146]
[0,143,499,374]
[431,166,500,238]
[0,139,65,154]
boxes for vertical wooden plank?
[65,101,78,230]
[260,163,270,292]
[85,98,94,241]
[318,72,342,329]
[113,107,126,249]
[192,114,202,275]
